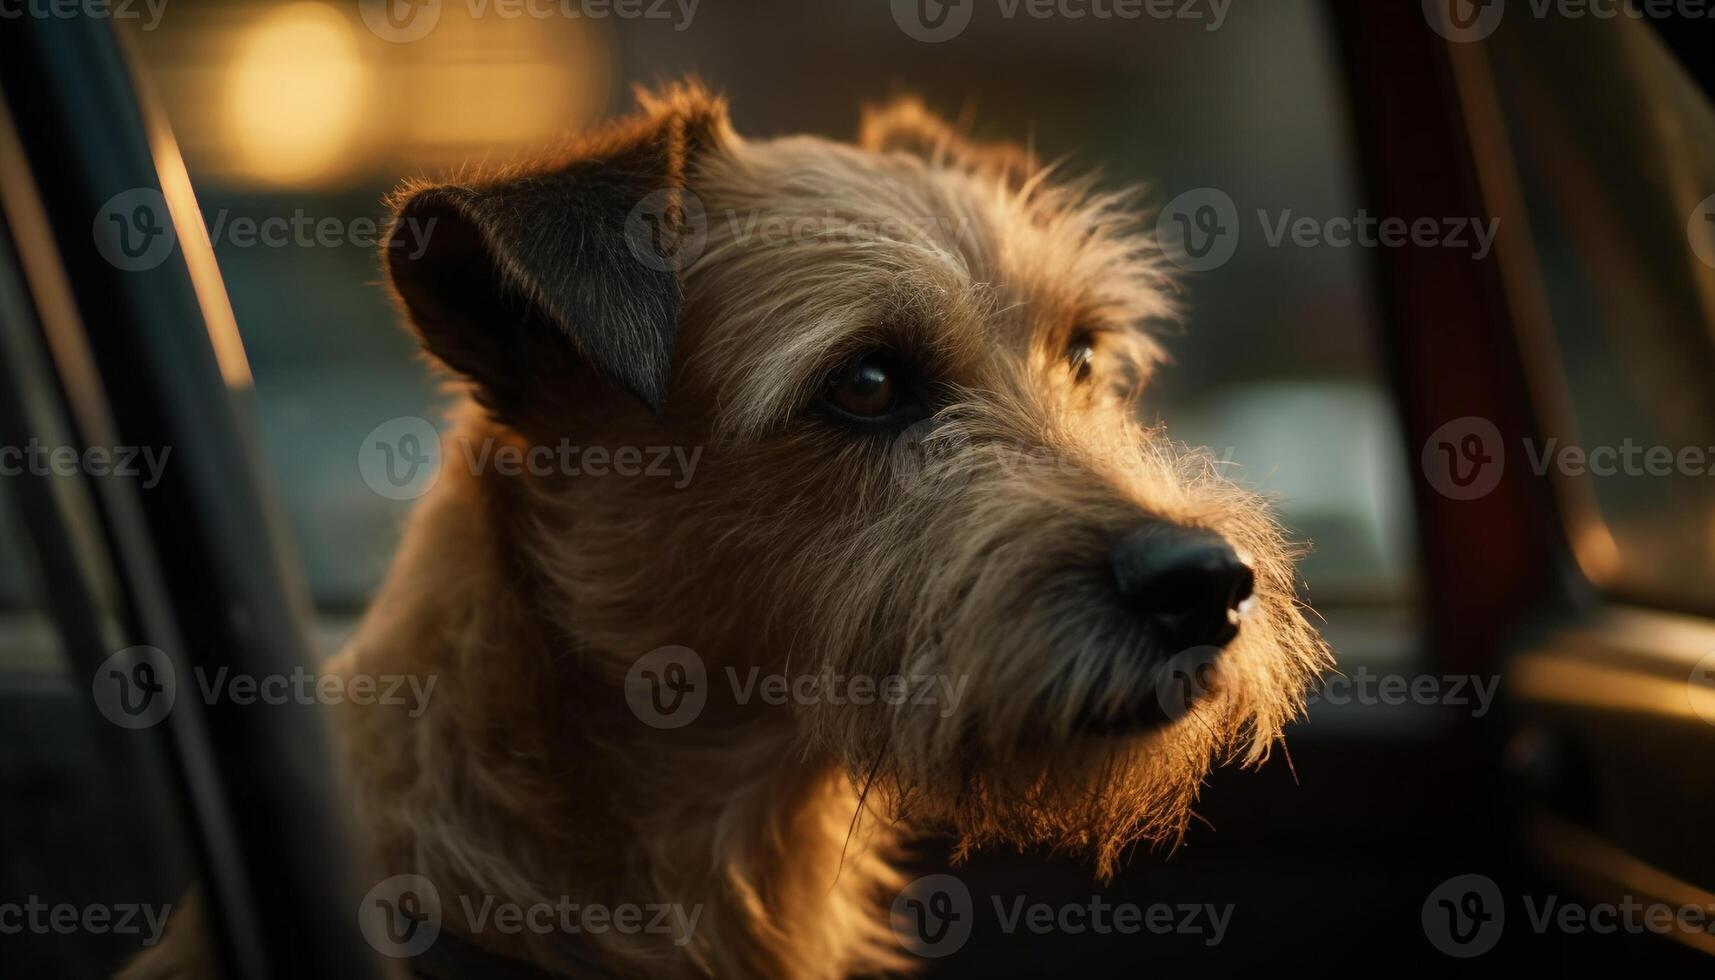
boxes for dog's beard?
[867,716,1226,878]
[793,427,1331,878]
[833,615,1322,879]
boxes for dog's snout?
[1109,524,1255,651]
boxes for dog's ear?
[383,82,732,421]
[859,96,1036,191]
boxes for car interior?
[1,1,1713,976]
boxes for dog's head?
[384,82,1330,874]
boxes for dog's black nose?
[1109,524,1254,651]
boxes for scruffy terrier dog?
[130,81,1329,980]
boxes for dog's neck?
[330,427,906,980]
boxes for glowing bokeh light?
[226,3,370,186]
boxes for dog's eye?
[1067,334,1096,384]
[818,352,922,425]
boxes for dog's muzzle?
[1072,523,1255,736]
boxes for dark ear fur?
[859,96,1037,191]
[383,81,732,421]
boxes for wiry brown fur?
[122,81,1329,980]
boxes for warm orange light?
[1571,519,1622,585]
[151,112,252,389]
[383,7,609,168]
[129,2,611,187]
[226,3,370,186]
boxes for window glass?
[0,479,194,976]
[0,230,199,976]
[125,0,1419,666]
[1481,16,1715,610]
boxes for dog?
[125,80,1329,979]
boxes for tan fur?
[124,82,1329,979]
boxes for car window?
[0,194,199,978]
[0,482,195,976]
[1471,15,1715,611]
[123,0,1420,668]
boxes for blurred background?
[3,0,1715,976]
[118,0,1420,644]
